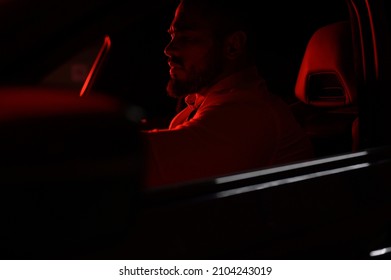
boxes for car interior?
[1,0,391,260]
[81,1,356,158]
[291,20,359,157]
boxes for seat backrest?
[291,20,358,157]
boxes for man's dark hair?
[179,0,259,54]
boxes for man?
[142,0,313,188]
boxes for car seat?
[291,20,358,157]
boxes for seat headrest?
[295,21,356,107]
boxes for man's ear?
[224,31,247,59]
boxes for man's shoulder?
[202,79,278,109]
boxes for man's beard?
[166,55,224,98]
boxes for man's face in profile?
[164,2,225,98]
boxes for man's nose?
[164,39,176,57]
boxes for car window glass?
[40,41,103,91]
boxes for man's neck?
[198,61,256,96]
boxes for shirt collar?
[184,93,205,110]
[200,66,260,95]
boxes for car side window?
[40,40,103,92]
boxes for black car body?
[0,0,390,259]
